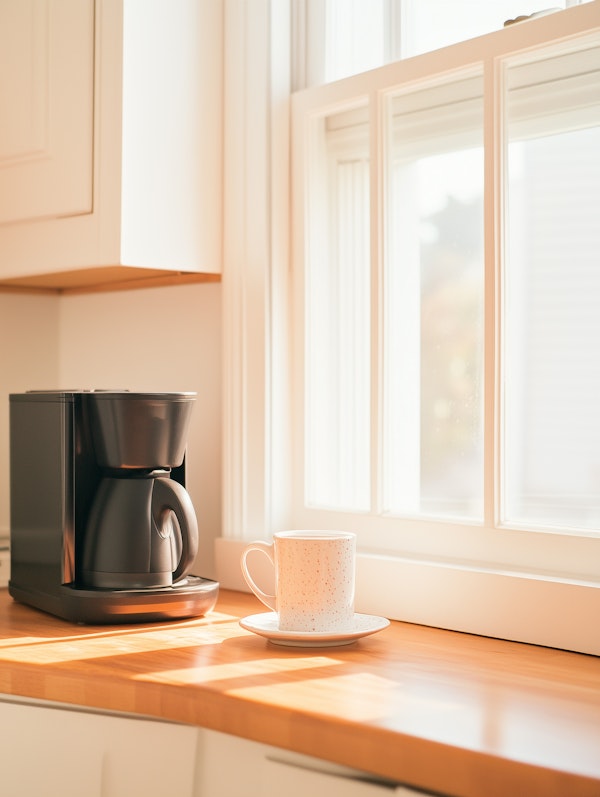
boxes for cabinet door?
[0,700,198,797]
[264,758,417,796]
[193,729,436,797]
[0,0,94,225]
[0,700,103,797]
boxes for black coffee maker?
[9,390,219,623]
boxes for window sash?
[291,5,600,584]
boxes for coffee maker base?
[9,575,219,625]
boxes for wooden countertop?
[0,588,598,797]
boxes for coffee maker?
[8,390,219,623]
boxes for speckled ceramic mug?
[240,531,356,633]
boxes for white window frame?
[217,0,600,656]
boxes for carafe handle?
[152,477,199,582]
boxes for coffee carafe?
[82,392,198,590]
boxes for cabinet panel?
[193,728,437,797]
[0,700,102,797]
[0,700,198,797]
[0,0,93,225]
[0,0,222,291]
[264,758,402,796]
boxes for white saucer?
[239,612,390,647]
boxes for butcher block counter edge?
[0,588,598,797]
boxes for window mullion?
[372,90,383,515]
[384,0,404,61]
[483,56,502,531]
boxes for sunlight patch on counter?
[226,670,467,727]
[0,611,240,664]
[133,656,341,685]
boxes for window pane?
[383,75,484,520]
[503,43,600,531]
[305,108,371,511]
[324,0,386,82]
[307,1,591,87]
[402,2,585,59]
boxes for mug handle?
[240,541,276,611]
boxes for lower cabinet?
[194,727,430,797]
[0,698,434,797]
[0,699,198,797]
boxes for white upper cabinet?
[0,0,223,292]
[0,0,94,227]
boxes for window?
[383,74,485,522]
[220,0,600,655]
[290,3,600,652]
[304,103,371,512]
[503,44,600,532]
[299,0,593,87]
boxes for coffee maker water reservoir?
[8,391,219,623]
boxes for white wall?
[1,282,222,579]
[58,282,222,578]
[0,292,61,536]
